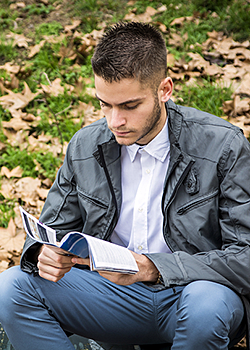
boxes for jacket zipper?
[97,145,118,240]
[165,160,195,213]
[78,191,108,209]
[162,160,194,252]
[177,189,219,215]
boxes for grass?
[173,79,233,117]
[35,22,64,37]
[0,38,18,62]
[224,0,250,41]
[0,197,16,228]
[0,0,250,227]
[0,145,62,180]
[23,4,55,16]
[71,0,129,32]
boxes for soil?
[10,0,77,37]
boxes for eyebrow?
[95,94,144,107]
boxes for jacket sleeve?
[146,130,250,296]
[20,139,84,273]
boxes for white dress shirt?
[111,120,172,254]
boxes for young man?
[0,21,250,350]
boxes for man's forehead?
[94,75,151,105]
[95,94,145,107]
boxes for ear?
[158,77,173,103]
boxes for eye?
[123,103,140,110]
[100,102,111,109]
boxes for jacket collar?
[165,99,183,147]
[94,99,184,167]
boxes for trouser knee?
[176,281,244,340]
[0,266,31,325]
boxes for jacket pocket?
[78,190,109,210]
[177,189,219,215]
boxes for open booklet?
[19,207,139,274]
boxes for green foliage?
[0,12,12,31]
[225,0,250,41]
[0,38,17,61]
[174,79,233,117]
[0,0,248,197]
[0,6,17,31]
[61,55,94,85]
[35,152,62,180]
[30,45,61,81]
[133,0,195,22]
[0,146,62,180]
[23,4,54,16]
[35,114,81,143]
[71,0,127,32]
[0,147,36,177]
[0,105,12,122]
[191,0,232,12]
[35,22,63,37]
[34,93,81,142]
[0,197,16,228]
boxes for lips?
[112,130,130,137]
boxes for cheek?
[132,105,154,125]
[101,108,112,122]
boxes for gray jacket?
[21,100,250,346]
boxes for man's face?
[95,75,167,146]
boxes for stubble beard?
[135,96,162,146]
[113,96,163,147]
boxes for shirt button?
[138,245,143,250]
[146,169,151,174]
[138,208,143,212]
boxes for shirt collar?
[126,119,170,163]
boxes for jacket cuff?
[20,242,42,274]
[144,253,167,286]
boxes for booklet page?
[86,235,138,273]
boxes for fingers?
[98,271,138,285]
[37,245,75,282]
[132,253,159,283]
[71,257,90,266]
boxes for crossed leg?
[0,266,245,350]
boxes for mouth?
[112,130,131,137]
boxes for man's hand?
[37,245,89,282]
[71,251,159,286]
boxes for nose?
[109,107,126,130]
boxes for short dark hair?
[91,22,167,88]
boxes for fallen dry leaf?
[233,96,250,115]
[14,177,41,206]
[0,82,41,116]
[169,32,188,48]
[0,7,250,284]
[58,41,77,63]
[0,62,20,74]
[234,73,250,96]
[36,187,50,200]
[9,2,25,10]
[0,179,15,199]
[2,117,30,131]
[64,20,81,34]
[7,32,32,48]
[41,78,74,96]
[2,128,29,148]
[124,6,159,22]
[28,40,46,58]
[0,261,10,274]
[170,16,194,26]
[1,166,23,179]
[0,218,25,254]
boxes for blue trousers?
[0,266,245,350]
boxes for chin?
[116,138,135,146]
